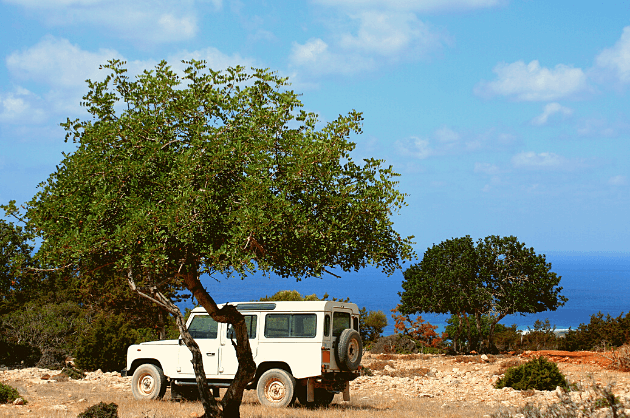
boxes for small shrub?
[609,344,630,372]
[77,402,118,418]
[360,367,373,376]
[495,356,568,391]
[384,367,429,378]
[0,382,24,404]
[369,360,395,371]
[61,366,86,380]
[495,358,523,375]
[371,334,418,354]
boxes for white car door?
[178,314,220,377]
[219,314,258,377]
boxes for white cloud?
[2,37,257,122]
[475,60,589,101]
[338,11,445,58]
[609,175,628,186]
[0,87,47,124]
[576,117,630,138]
[6,36,122,89]
[289,11,449,75]
[396,136,433,159]
[530,102,573,126]
[395,126,517,159]
[290,38,375,75]
[313,0,505,13]
[595,26,630,84]
[474,162,500,175]
[2,0,215,44]
[511,151,585,171]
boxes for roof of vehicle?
[190,300,359,314]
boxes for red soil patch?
[520,350,613,368]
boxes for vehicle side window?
[188,315,218,339]
[353,316,359,331]
[227,315,257,340]
[324,314,331,337]
[264,314,317,338]
[333,312,350,337]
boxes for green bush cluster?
[77,402,118,418]
[495,356,568,391]
[560,311,630,351]
[0,382,24,404]
[75,313,154,372]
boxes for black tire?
[131,364,167,400]
[256,369,296,408]
[336,328,363,371]
[296,386,335,407]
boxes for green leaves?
[25,59,413,288]
[400,235,566,351]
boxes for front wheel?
[131,364,167,400]
[256,369,296,408]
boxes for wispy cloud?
[2,36,256,123]
[595,26,630,85]
[395,126,517,159]
[530,102,573,126]
[2,0,219,45]
[475,60,590,101]
[289,11,449,75]
[609,175,628,186]
[312,0,505,13]
[511,151,587,171]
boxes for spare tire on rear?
[335,328,363,371]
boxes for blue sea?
[187,252,630,336]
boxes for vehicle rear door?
[218,314,259,377]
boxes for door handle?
[206,352,216,356]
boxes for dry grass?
[0,381,497,418]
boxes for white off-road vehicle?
[125,301,363,407]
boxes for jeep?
[125,300,363,407]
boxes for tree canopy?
[400,235,566,352]
[16,60,414,417]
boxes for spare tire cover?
[335,328,363,371]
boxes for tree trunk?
[182,273,257,418]
[126,268,256,418]
[488,314,506,355]
[454,312,464,353]
[474,312,483,353]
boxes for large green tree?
[17,60,414,417]
[400,235,566,353]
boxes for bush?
[495,356,568,391]
[0,382,24,404]
[1,301,86,368]
[560,311,630,351]
[77,402,118,418]
[75,313,152,372]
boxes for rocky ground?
[1,351,629,417]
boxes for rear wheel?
[256,369,296,408]
[131,364,167,400]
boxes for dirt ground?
[1,351,628,418]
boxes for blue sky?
[1,0,630,254]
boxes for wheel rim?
[264,378,286,403]
[138,372,155,395]
[348,339,359,363]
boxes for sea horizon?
[183,250,630,336]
